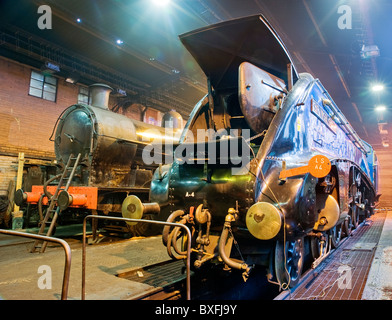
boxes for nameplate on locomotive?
[311,99,337,134]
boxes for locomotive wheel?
[365,206,373,220]
[342,213,353,237]
[329,223,342,248]
[274,237,304,289]
[310,233,329,260]
[351,205,360,229]
[357,203,367,222]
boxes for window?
[77,86,89,104]
[29,70,58,102]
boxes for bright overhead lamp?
[117,88,127,96]
[152,0,171,6]
[65,71,79,84]
[360,44,380,59]
[375,105,387,112]
[372,84,384,92]
[41,61,60,74]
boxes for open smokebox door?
[179,14,298,93]
[179,14,299,136]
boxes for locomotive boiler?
[15,83,183,238]
[123,15,380,288]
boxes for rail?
[0,229,72,300]
[82,215,192,300]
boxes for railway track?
[273,234,352,300]
[274,213,384,300]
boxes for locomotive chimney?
[89,83,113,109]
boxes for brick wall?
[0,57,78,158]
[117,103,145,121]
[145,108,161,126]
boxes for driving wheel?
[274,237,304,289]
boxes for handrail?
[0,229,71,300]
[82,215,192,300]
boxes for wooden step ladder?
[31,153,81,253]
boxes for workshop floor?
[0,224,169,300]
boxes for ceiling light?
[372,84,384,92]
[117,88,127,96]
[360,45,380,59]
[382,135,389,148]
[378,123,388,135]
[65,72,79,84]
[41,61,60,74]
[152,0,171,6]
[375,105,387,112]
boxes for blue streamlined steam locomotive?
[123,15,379,288]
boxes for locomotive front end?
[54,83,140,188]
[140,15,300,278]
[149,134,260,277]
[125,15,378,289]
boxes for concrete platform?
[362,211,392,299]
[0,225,170,300]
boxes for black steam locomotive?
[123,15,380,288]
[15,83,183,239]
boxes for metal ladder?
[31,153,81,253]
